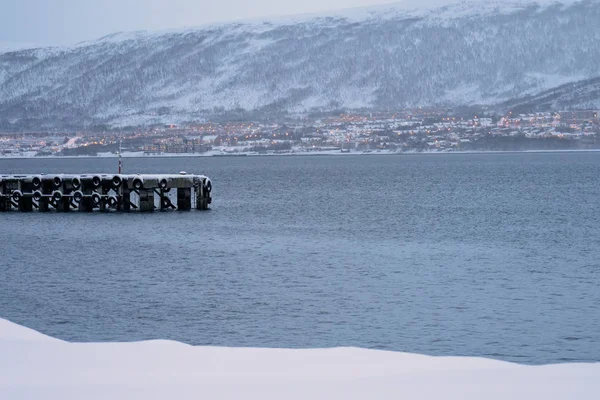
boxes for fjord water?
[1,153,599,364]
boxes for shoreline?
[2,148,600,160]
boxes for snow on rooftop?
[1,318,599,399]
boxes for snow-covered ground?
[0,148,400,159]
[1,318,599,400]
[4,148,600,159]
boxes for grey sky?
[0,0,399,45]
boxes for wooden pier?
[0,173,212,212]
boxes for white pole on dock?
[118,139,123,174]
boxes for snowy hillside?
[498,76,600,112]
[1,0,600,128]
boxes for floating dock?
[0,173,212,212]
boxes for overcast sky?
[0,0,401,45]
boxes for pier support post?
[61,198,71,212]
[139,189,154,212]
[38,198,50,212]
[0,197,8,212]
[19,197,34,212]
[195,185,211,210]
[122,188,131,212]
[196,190,205,210]
[177,188,191,211]
[79,197,93,212]
[41,180,53,203]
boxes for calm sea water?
[1,153,599,364]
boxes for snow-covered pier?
[0,173,212,212]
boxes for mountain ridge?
[1,0,599,129]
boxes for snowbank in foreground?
[1,318,598,400]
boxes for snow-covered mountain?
[1,0,599,129]
[498,76,600,113]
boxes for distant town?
[1,109,599,157]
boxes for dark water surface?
[1,153,599,364]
